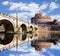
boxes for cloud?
[20,2,40,12]
[42,12,47,16]
[6,2,40,12]
[2,1,47,18]
[50,14,60,21]
[10,12,30,21]
[2,1,60,22]
[4,1,48,12]
[10,42,60,56]
[49,2,60,12]
[50,43,60,50]
[2,1,9,5]
[10,43,46,56]
[10,12,34,22]
[0,42,60,56]
[8,2,48,21]
[39,3,48,11]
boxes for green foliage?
[28,30,33,34]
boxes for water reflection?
[31,32,60,51]
[0,33,14,45]
[14,32,60,51]
[0,32,60,56]
[22,33,27,41]
[0,32,60,52]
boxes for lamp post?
[27,19,30,32]
[16,13,18,51]
[16,13,18,28]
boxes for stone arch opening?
[30,26,33,30]
[20,24,27,32]
[0,19,14,45]
[0,19,14,33]
[22,34,27,41]
[0,33,14,45]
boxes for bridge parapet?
[0,12,39,33]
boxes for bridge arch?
[20,24,27,32]
[0,19,14,45]
[21,33,27,41]
[30,26,33,30]
[0,19,14,32]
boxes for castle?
[31,13,51,24]
[31,13,60,31]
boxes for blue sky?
[0,0,60,21]
[0,43,60,56]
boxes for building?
[31,13,60,31]
[35,42,51,51]
[31,38,59,51]
[31,13,51,24]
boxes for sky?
[0,0,60,21]
[0,42,60,56]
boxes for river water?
[0,32,60,56]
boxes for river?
[0,32,60,56]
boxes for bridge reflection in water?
[0,32,60,51]
[0,33,14,45]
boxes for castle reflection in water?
[0,32,60,51]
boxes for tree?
[53,19,57,24]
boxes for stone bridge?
[0,12,38,33]
[0,12,39,51]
